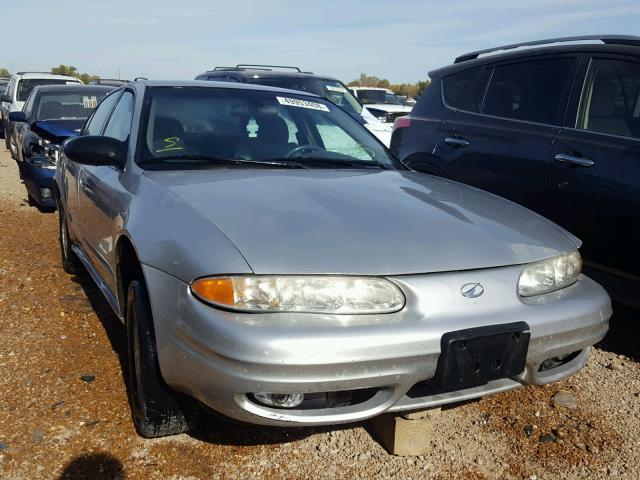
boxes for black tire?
[58,208,80,274]
[8,133,18,160]
[126,280,198,438]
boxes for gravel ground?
[0,147,638,480]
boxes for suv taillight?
[392,116,411,133]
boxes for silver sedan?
[55,81,610,438]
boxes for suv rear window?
[17,79,81,101]
[481,58,573,124]
[443,67,490,112]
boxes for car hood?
[363,104,412,114]
[32,119,84,143]
[146,169,579,275]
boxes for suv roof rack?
[16,71,59,75]
[212,64,310,73]
[454,34,640,63]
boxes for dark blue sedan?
[9,84,114,208]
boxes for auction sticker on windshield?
[83,96,98,109]
[325,85,347,93]
[276,97,330,112]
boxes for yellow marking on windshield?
[156,136,183,153]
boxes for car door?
[79,90,135,291]
[68,91,121,255]
[549,54,640,306]
[436,55,578,215]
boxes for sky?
[2,0,640,84]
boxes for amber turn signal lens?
[191,277,235,306]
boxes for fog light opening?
[252,392,305,408]
[538,350,582,372]
[40,188,52,199]
[249,388,381,410]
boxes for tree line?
[0,65,100,84]
[348,73,430,99]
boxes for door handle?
[444,136,470,148]
[554,153,594,167]
[444,137,471,148]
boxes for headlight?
[518,251,581,297]
[190,276,405,314]
[44,144,61,163]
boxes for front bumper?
[143,264,611,426]
[20,160,56,208]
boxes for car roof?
[131,79,323,98]
[14,72,82,81]
[197,68,342,83]
[430,41,640,77]
[89,79,130,85]
[350,87,392,91]
[30,85,115,95]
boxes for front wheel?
[8,132,18,160]
[126,280,199,438]
[3,121,9,149]
[58,208,80,274]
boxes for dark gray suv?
[391,35,640,311]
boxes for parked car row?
[10,84,114,207]
[349,86,413,123]
[4,35,631,440]
[0,72,83,156]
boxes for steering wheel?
[285,144,325,158]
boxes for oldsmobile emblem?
[461,282,484,298]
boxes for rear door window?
[576,58,640,139]
[481,57,573,125]
[16,79,82,102]
[442,67,491,112]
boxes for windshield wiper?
[283,157,387,170]
[142,154,306,169]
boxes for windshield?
[17,79,81,102]
[35,91,109,120]
[244,77,363,115]
[356,89,402,105]
[139,87,396,170]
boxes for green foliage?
[349,73,431,99]
[50,65,100,84]
[79,73,100,84]
[0,67,10,78]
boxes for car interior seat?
[152,116,186,155]
[38,101,63,120]
[235,105,297,160]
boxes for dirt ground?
[0,147,638,480]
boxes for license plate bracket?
[431,322,530,393]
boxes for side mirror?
[0,94,11,103]
[9,111,27,123]
[63,136,127,169]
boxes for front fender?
[402,152,453,179]
[121,172,253,284]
